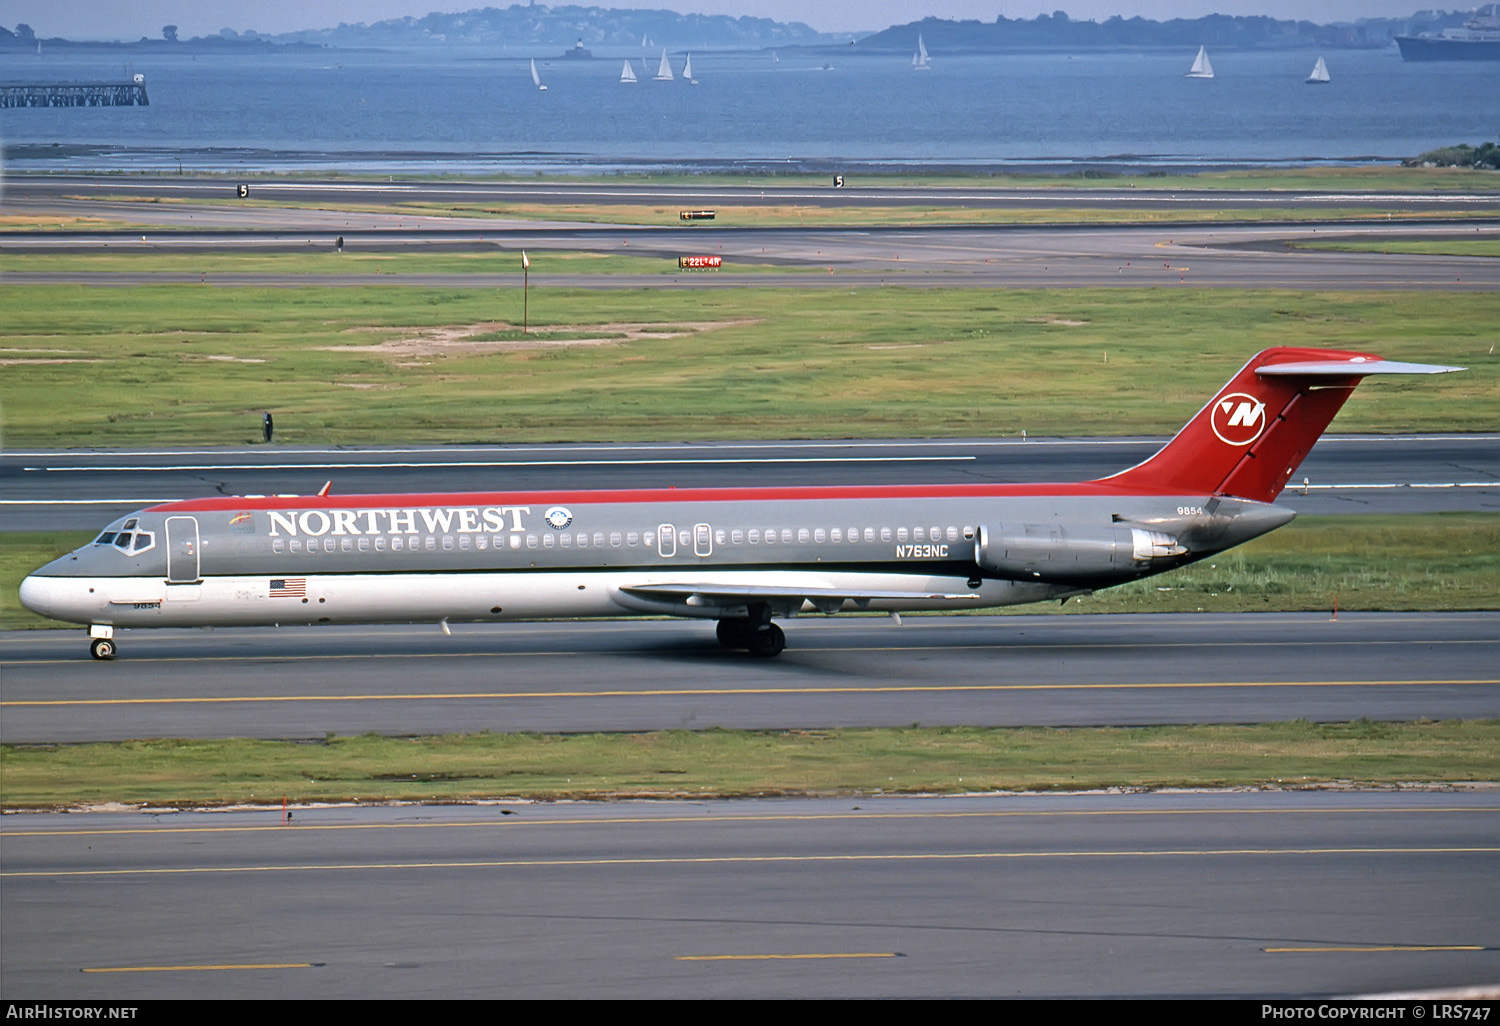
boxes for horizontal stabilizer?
[1257,358,1465,377]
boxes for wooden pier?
[0,80,149,108]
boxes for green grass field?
[1,285,1494,446]
[3,721,1495,809]
[0,248,800,276]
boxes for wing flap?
[619,582,981,603]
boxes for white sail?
[530,58,546,90]
[683,53,693,81]
[913,33,931,70]
[620,59,637,83]
[654,48,673,81]
[1306,56,1330,83]
[1186,45,1213,78]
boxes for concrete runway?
[4,613,1497,743]
[4,174,1499,290]
[2,791,1495,998]
[5,435,1497,532]
[10,173,1500,211]
[5,221,1499,291]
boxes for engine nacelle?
[976,523,1186,582]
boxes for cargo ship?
[1395,4,1500,61]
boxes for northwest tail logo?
[1210,393,1266,446]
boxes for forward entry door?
[166,516,201,584]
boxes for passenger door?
[165,516,201,585]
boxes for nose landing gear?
[88,625,116,660]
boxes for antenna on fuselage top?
[317,481,332,497]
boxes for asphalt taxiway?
[4,613,1497,743]
[2,791,1495,999]
[5,221,1498,291]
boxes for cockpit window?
[105,530,156,554]
[123,519,138,531]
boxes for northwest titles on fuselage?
[264,506,534,538]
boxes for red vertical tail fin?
[1096,348,1463,503]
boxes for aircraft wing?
[617,580,982,614]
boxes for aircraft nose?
[19,574,46,615]
[19,574,54,617]
[18,574,85,623]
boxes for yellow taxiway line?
[4,677,1496,708]
[6,846,1497,879]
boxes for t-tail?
[1095,347,1464,503]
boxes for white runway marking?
[25,455,976,473]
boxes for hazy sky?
[0,2,1443,41]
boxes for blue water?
[3,46,1498,172]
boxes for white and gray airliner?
[20,347,1461,659]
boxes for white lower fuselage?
[19,568,1044,628]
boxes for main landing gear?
[715,617,786,658]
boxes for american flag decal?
[269,578,306,598]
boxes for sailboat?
[1185,46,1213,78]
[912,34,931,70]
[682,53,696,84]
[653,48,674,81]
[1306,56,1330,84]
[530,58,547,91]
[620,59,637,84]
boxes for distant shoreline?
[0,40,1400,59]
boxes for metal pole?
[521,250,530,335]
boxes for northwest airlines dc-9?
[21,347,1461,660]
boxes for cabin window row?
[266,524,974,555]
